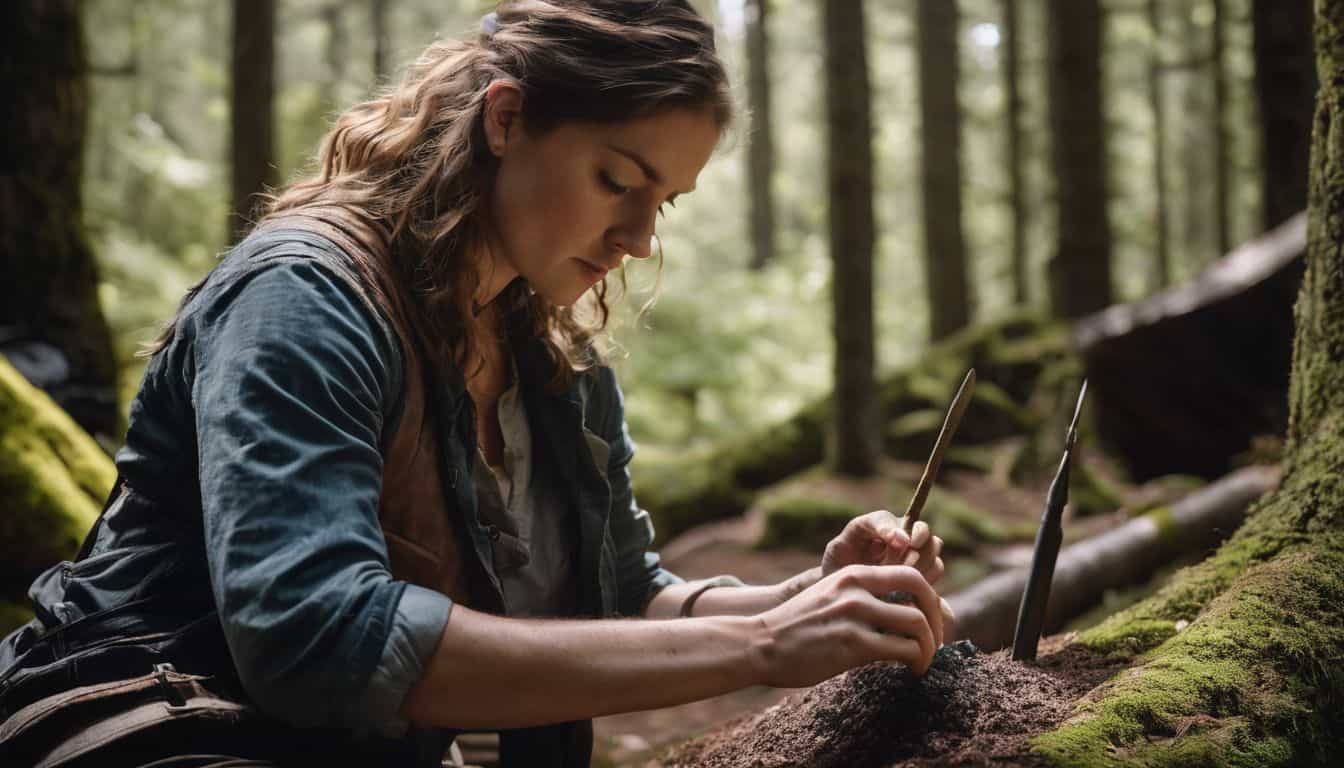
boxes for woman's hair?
[258,0,732,388]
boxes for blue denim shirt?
[13,229,682,739]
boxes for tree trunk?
[372,0,390,85]
[745,0,776,271]
[1253,0,1315,231]
[1002,0,1028,306]
[321,3,347,110]
[1180,2,1212,268]
[917,0,972,340]
[0,0,119,442]
[1045,0,1112,318]
[229,0,277,243]
[1211,0,1231,257]
[1148,0,1171,291]
[823,0,879,477]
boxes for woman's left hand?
[820,509,945,586]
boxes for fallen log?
[947,464,1280,650]
[1075,214,1305,481]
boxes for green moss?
[1081,617,1180,657]
[755,496,864,551]
[1036,542,1344,767]
[1144,506,1178,549]
[0,358,113,580]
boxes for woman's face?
[482,87,721,306]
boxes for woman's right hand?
[752,564,946,688]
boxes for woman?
[0,2,947,766]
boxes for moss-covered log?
[1032,9,1344,762]
[0,356,112,629]
[949,466,1278,652]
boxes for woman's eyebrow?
[605,144,696,194]
[605,144,663,183]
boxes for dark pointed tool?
[903,369,977,535]
[1011,379,1088,662]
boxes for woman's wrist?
[776,566,823,605]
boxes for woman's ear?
[483,81,523,157]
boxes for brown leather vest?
[256,212,475,606]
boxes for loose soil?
[654,635,1128,768]
[592,453,1193,766]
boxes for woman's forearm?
[642,567,825,619]
[399,604,766,730]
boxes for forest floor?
[590,454,1197,767]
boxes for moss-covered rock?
[754,496,863,551]
[0,357,112,588]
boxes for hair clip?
[481,11,499,37]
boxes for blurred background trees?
[1,0,120,443]
[4,0,1310,470]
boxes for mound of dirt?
[656,637,1126,768]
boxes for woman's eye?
[599,171,629,195]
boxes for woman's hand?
[820,509,945,586]
[753,564,944,687]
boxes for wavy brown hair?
[247,0,732,389]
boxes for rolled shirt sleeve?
[189,257,450,735]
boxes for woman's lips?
[576,259,609,281]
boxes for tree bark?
[823,0,879,477]
[917,0,972,340]
[1002,0,1028,306]
[1211,0,1231,257]
[1147,0,1171,291]
[1045,0,1112,318]
[229,0,277,243]
[0,0,120,441]
[745,0,776,271]
[1252,0,1315,231]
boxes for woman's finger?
[845,564,944,648]
[910,520,931,550]
[855,510,908,548]
[843,599,936,671]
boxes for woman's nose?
[608,209,657,261]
